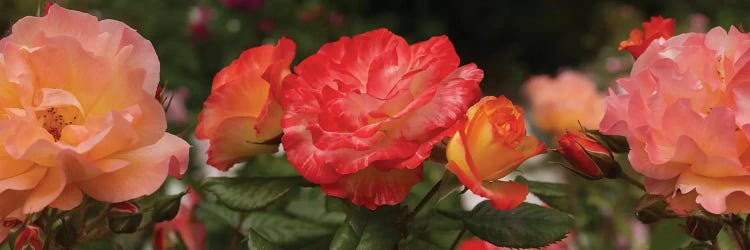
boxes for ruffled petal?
[320,166,422,210]
[76,134,188,202]
[205,117,277,171]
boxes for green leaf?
[248,229,281,250]
[515,176,571,212]
[330,206,403,250]
[681,241,712,250]
[436,170,462,203]
[285,187,346,225]
[202,177,304,211]
[462,201,573,248]
[243,212,334,248]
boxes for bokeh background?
[1,0,749,249]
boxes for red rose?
[618,16,675,59]
[281,28,482,209]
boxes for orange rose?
[195,38,295,171]
[0,5,190,242]
[446,96,546,210]
[523,71,604,137]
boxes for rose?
[445,96,546,210]
[523,71,605,136]
[280,28,483,209]
[556,131,620,179]
[0,5,190,241]
[196,38,294,171]
[601,26,750,214]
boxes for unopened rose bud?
[108,202,143,234]
[583,129,630,153]
[634,195,668,224]
[152,193,184,223]
[14,224,43,250]
[685,216,722,242]
[556,131,621,179]
[54,218,77,248]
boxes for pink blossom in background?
[688,13,710,33]
[165,87,190,125]
[189,5,213,43]
[328,11,345,27]
[523,71,605,137]
[222,0,263,11]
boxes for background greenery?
[2,0,750,249]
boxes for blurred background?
[1,0,748,249]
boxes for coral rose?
[523,71,605,136]
[196,38,295,171]
[619,16,675,59]
[0,4,190,241]
[601,26,750,214]
[446,96,546,210]
[281,28,482,209]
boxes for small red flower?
[556,131,620,179]
[14,224,42,250]
[281,28,482,209]
[619,16,675,59]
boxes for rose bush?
[280,28,483,209]
[0,5,189,242]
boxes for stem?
[723,215,748,250]
[229,213,248,250]
[448,227,467,250]
[81,204,112,239]
[410,180,442,219]
[620,173,645,191]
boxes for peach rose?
[523,71,605,137]
[0,4,189,241]
[446,96,546,210]
[601,26,750,214]
[195,38,295,171]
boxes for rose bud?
[634,194,669,224]
[685,216,722,242]
[556,131,621,179]
[14,224,43,250]
[108,202,143,234]
[582,129,630,154]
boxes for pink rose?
[601,26,750,214]
[0,5,190,242]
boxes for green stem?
[449,227,467,250]
[410,180,442,219]
[620,173,645,191]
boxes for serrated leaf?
[330,206,403,250]
[202,177,303,211]
[515,176,571,212]
[285,187,346,225]
[243,212,334,248]
[463,201,573,248]
[248,229,281,250]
